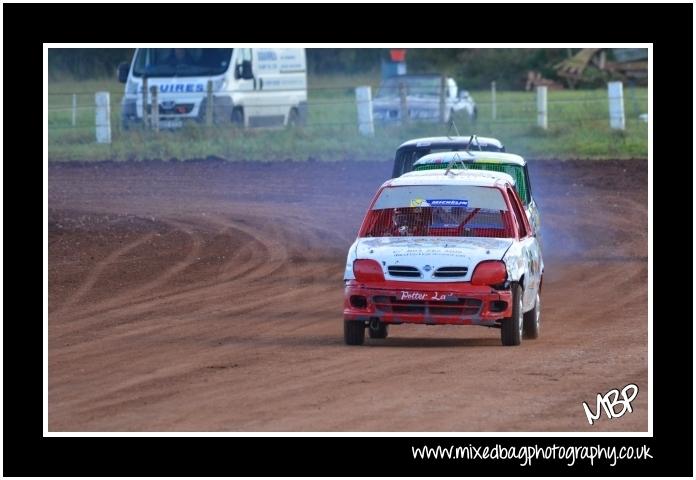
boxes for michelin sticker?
[427,199,469,207]
[409,198,469,208]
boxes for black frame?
[8,1,691,477]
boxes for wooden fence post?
[150,85,159,132]
[141,77,149,129]
[206,80,214,126]
[355,86,375,137]
[536,85,548,129]
[95,91,112,143]
[399,82,409,124]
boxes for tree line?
[48,48,577,90]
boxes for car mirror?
[236,60,253,80]
[117,62,130,83]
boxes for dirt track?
[48,159,648,431]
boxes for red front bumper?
[343,279,512,326]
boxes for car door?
[508,187,542,311]
[522,164,542,249]
[248,48,286,127]
[229,48,256,126]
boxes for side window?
[235,49,253,80]
[507,187,528,238]
[238,48,252,65]
[523,166,533,203]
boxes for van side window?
[239,48,252,64]
[508,187,528,238]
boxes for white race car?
[343,168,544,346]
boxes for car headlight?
[471,260,507,286]
[126,79,138,95]
[353,259,385,283]
[215,77,228,93]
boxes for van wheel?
[287,108,299,127]
[231,107,244,126]
[121,117,137,131]
[501,283,523,346]
[344,321,365,345]
[523,292,541,339]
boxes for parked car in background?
[118,48,307,129]
[372,75,477,123]
[343,168,543,346]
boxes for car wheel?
[121,116,137,131]
[344,320,366,345]
[368,322,388,339]
[501,283,523,346]
[231,107,244,126]
[523,292,541,339]
[287,107,299,127]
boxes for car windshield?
[360,185,514,238]
[413,163,530,205]
[132,48,233,77]
[376,76,441,98]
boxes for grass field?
[48,76,648,162]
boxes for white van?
[117,48,307,129]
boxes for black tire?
[523,292,541,339]
[121,116,137,131]
[287,108,299,127]
[368,322,388,339]
[231,107,244,126]
[501,283,523,346]
[344,320,365,345]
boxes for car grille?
[146,103,194,115]
[373,296,482,316]
[433,266,469,278]
[388,266,421,277]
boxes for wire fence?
[47,83,649,161]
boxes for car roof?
[396,136,505,151]
[413,150,526,167]
[387,168,515,189]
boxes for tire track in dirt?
[51,213,288,328]
[53,233,155,317]
[48,159,648,432]
[124,218,205,296]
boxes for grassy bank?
[48,77,648,162]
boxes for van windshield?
[132,48,233,77]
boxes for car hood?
[355,236,513,282]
